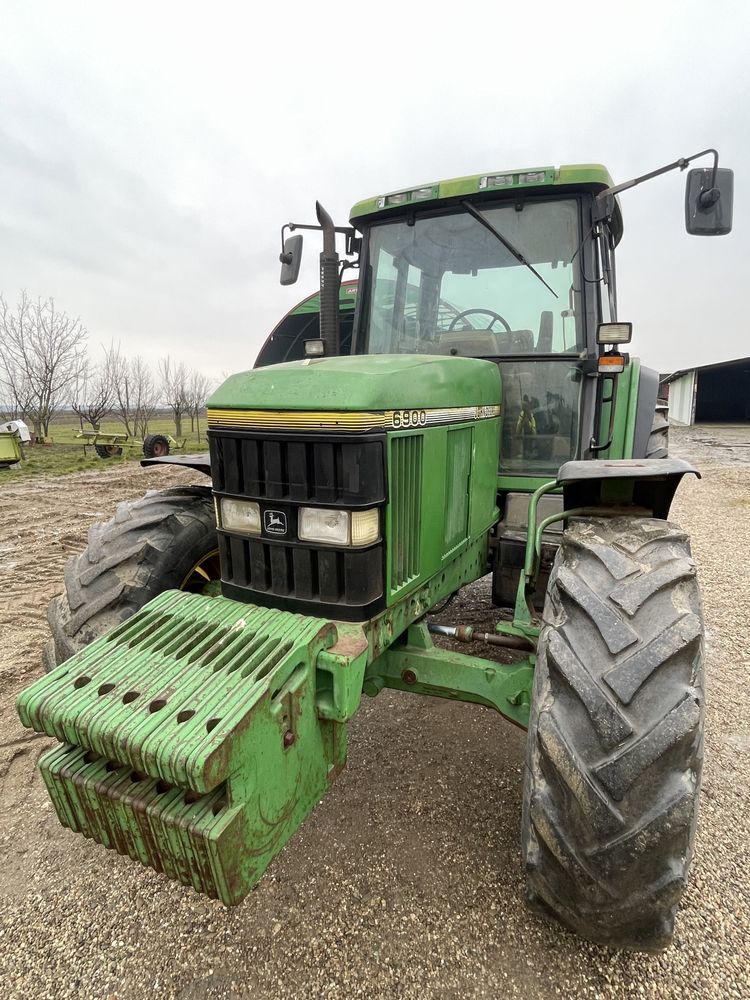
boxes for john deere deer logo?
[263,510,287,535]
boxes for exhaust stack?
[316,201,340,356]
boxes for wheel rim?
[180,548,221,594]
[105,445,123,457]
[153,440,168,456]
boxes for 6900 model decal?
[391,409,427,428]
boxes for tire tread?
[45,486,216,670]
[522,515,704,950]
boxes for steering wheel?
[447,308,512,334]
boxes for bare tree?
[159,356,188,437]
[0,291,87,437]
[0,295,33,422]
[186,369,212,437]
[130,356,159,438]
[108,344,133,435]
[109,345,158,438]
[70,349,117,430]
[0,346,33,423]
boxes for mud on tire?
[45,487,218,671]
[521,516,704,950]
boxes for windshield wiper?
[460,199,558,299]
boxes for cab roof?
[350,163,620,238]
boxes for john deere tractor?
[19,151,733,950]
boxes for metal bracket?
[366,623,535,730]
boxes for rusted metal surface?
[428,621,533,651]
[17,590,352,904]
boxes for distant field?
[1,412,208,482]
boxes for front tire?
[45,487,219,671]
[521,516,704,950]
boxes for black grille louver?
[211,433,384,507]
[210,430,387,621]
[219,535,382,610]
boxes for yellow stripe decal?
[207,405,501,433]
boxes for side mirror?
[685,167,733,236]
[279,234,303,285]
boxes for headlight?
[299,507,380,547]
[299,507,349,545]
[220,498,261,535]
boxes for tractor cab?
[269,169,620,477]
[346,168,613,477]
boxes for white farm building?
[661,357,750,426]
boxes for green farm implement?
[75,429,184,459]
[0,419,30,469]
[19,150,733,950]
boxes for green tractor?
[19,151,733,950]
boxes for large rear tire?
[44,487,219,672]
[521,516,704,950]
[646,405,669,459]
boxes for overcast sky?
[1,1,748,380]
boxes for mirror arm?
[595,148,720,219]
[281,223,359,259]
[283,222,354,239]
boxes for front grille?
[219,535,383,609]
[210,432,385,506]
[210,429,387,621]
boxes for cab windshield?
[363,198,583,357]
[360,197,586,475]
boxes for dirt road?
[1,430,748,999]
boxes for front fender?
[556,458,700,519]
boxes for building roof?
[661,356,750,384]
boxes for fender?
[557,458,700,520]
[141,453,211,477]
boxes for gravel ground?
[0,425,748,999]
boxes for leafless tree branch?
[186,369,213,437]
[159,355,189,437]
[0,291,87,437]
